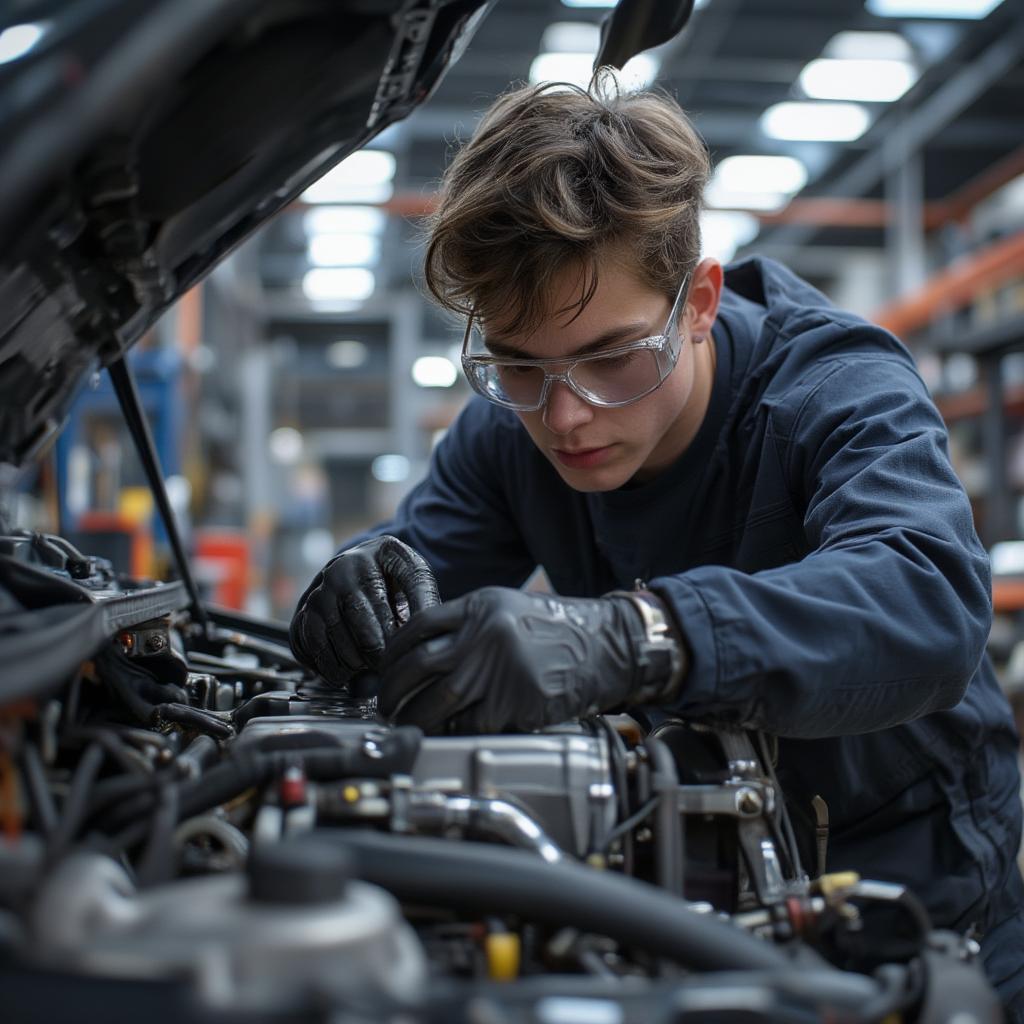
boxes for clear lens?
[570,349,664,404]
[494,363,547,407]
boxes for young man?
[290,82,1024,1009]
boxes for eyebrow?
[484,321,653,360]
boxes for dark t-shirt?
[345,256,1024,1003]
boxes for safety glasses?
[461,273,692,412]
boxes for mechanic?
[290,81,1024,1011]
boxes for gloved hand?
[378,586,685,734]
[289,535,440,686]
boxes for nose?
[542,380,594,435]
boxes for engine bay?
[0,527,1002,1023]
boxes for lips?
[552,444,616,469]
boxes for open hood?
[0,0,492,468]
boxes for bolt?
[737,787,763,815]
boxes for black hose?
[19,743,57,837]
[86,773,162,823]
[647,735,684,897]
[49,742,105,858]
[325,830,791,973]
[102,728,422,852]
[153,703,233,739]
[176,734,220,778]
[135,780,180,887]
[66,727,151,775]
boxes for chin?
[553,460,639,493]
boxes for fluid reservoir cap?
[248,837,352,905]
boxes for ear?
[684,257,723,341]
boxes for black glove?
[378,586,685,734]
[289,535,440,686]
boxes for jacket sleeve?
[337,399,536,600]
[650,351,992,739]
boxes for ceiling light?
[705,155,808,212]
[824,30,914,60]
[542,22,601,53]
[760,101,871,141]
[529,52,594,87]
[326,340,369,369]
[412,356,458,388]
[529,51,659,89]
[0,23,45,64]
[301,151,395,204]
[372,455,411,483]
[700,211,760,262]
[307,233,380,267]
[303,206,386,236]
[866,0,1004,17]
[269,427,304,464]
[561,0,710,6]
[302,268,375,302]
[799,58,918,102]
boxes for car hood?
[0,0,492,467]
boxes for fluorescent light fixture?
[326,340,369,369]
[412,356,458,388]
[705,155,808,212]
[700,211,760,262]
[372,454,411,483]
[866,0,1003,17]
[301,268,375,302]
[799,58,918,102]
[301,151,395,204]
[760,101,871,141]
[269,427,303,464]
[542,22,601,53]
[303,206,386,236]
[0,22,45,64]
[307,233,381,267]
[824,30,914,60]
[529,51,659,89]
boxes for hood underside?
[0,0,491,467]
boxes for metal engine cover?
[30,853,426,1009]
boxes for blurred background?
[8,0,1024,638]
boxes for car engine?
[0,525,1003,1023]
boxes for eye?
[592,351,639,371]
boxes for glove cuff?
[608,586,687,706]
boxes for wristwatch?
[611,581,687,704]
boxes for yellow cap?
[815,871,860,897]
[485,932,521,982]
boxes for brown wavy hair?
[423,78,710,339]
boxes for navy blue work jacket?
[351,256,1024,1003]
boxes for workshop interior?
[1,0,1023,1021]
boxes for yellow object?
[815,871,860,897]
[485,932,521,982]
[342,785,360,803]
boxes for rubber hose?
[105,728,422,851]
[647,735,684,897]
[326,830,790,973]
[49,742,105,857]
